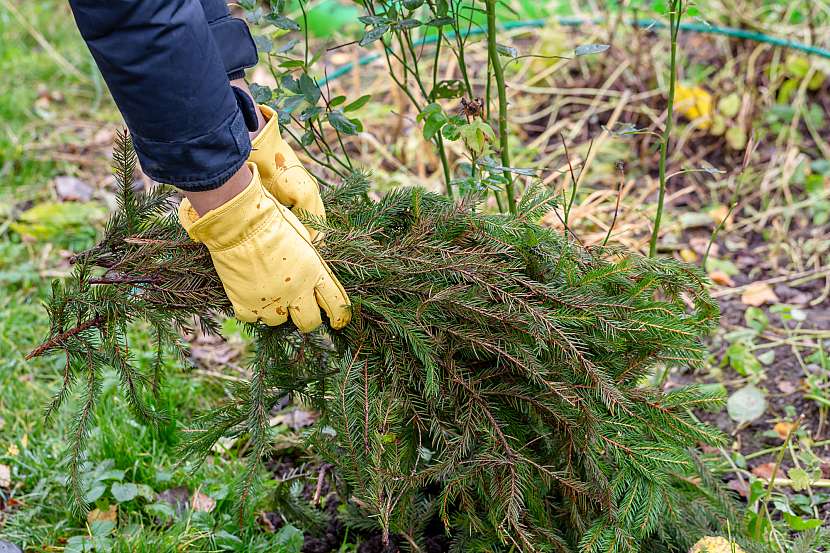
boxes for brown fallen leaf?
[0,464,10,488]
[188,331,244,368]
[726,478,748,498]
[709,270,735,287]
[270,408,318,430]
[751,462,777,480]
[776,380,797,395]
[191,490,216,513]
[689,236,716,256]
[55,176,94,202]
[87,504,117,525]
[773,421,796,440]
[741,282,779,307]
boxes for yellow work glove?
[177,163,351,332]
[249,104,325,240]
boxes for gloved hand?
[249,104,325,240]
[178,163,351,332]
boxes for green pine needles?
[30,131,735,552]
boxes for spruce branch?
[28,138,732,550]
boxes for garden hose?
[319,16,830,85]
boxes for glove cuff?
[177,198,201,241]
[250,104,281,152]
[178,163,289,251]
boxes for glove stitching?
[200,204,279,253]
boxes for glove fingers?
[290,190,326,223]
[291,194,326,243]
[289,294,324,333]
[274,145,322,208]
[236,300,289,327]
[272,198,312,242]
[314,271,351,330]
[281,166,325,216]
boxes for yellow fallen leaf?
[774,421,795,440]
[0,464,11,488]
[741,282,778,307]
[6,444,18,457]
[690,536,746,553]
[20,434,28,450]
[88,504,118,525]
[680,248,698,263]
[708,270,734,287]
[708,204,730,227]
[674,84,713,130]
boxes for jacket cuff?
[208,16,259,79]
[132,106,252,191]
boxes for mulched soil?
[672,215,830,516]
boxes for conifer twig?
[26,316,102,360]
[28,139,728,548]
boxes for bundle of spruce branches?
[31,132,735,552]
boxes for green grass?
[3,0,828,551]
[0,234,303,551]
[1,2,80,195]
[0,3,304,551]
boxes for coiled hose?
[320,16,830,85]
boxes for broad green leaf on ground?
[717,93,741,118]
[10,201,106,242]
[111,482,138,503]
[727,385,767,424]
[275,524,304,551]
[145,502,176,520]
[787,467,814,491]
[744,306,768,332]
[724,341,762,378]
[783,512,822,531]
[85,483,107,503]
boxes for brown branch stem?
[26,316,103,360]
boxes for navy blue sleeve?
[200,0,259,80]
[69,0,255,191]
